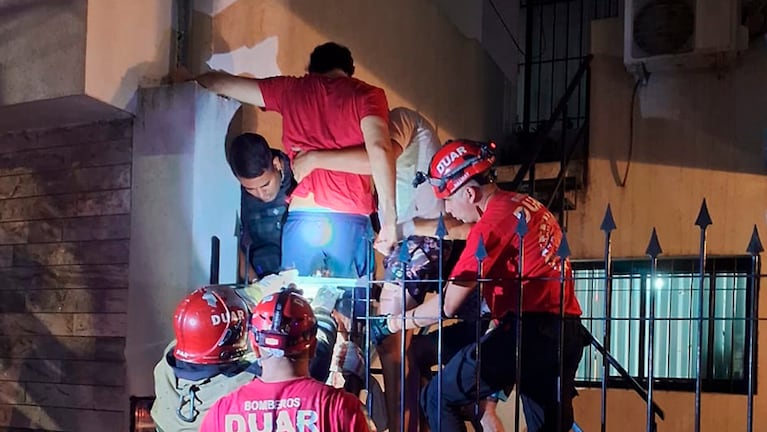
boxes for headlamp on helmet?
[413,139,497,198]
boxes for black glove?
[369,316,394,346]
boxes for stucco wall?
[84,0,173,112]
[0,0,87,106]
[192,0,506,148]
[568,18,767,431]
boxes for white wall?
[126,82,240,396]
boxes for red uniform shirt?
[200,376,370,432]
[449,190,582,317]
[258,75,389,215]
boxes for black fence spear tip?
[747,225,764,255]
[600,204,617,233]
[398,238,412,264]
[475,234,488,261]
[558,233,571,259]
[436,212,448,239]
[234,211,241,237]
[515,211,529,236]
[694,199,713,229]
[645,228,663,258]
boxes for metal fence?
[365,199,762,432]
[210,198,763,432]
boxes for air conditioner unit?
[624,0,749,74]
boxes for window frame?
[572,255,758,395]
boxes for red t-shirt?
[449,190,582,317]
[200,376,370,432]
[258,75,390,215]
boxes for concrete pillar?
[126,82,240,397]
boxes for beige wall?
[0,0,87,106]
[191,0,506,149]
[0,0,171,113]
[84,0,173,112]
[569,18,767,431]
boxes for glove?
[244,269,300,303]
[369,316,394,346]
[312,285,343,314]
[330,341,365,379]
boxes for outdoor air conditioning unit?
[624,0,749,74]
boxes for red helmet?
[413,139,496,198]
[172,285,250,365]
[250,286,318,357]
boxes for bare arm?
[411,217,472,240]
[389,280,476,331]
[360,116,396,222]
[293,141,405,182]
[195,72,265,107]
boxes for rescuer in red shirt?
[200,286,371,432]
[196,42,397,278]
[370,139,586,432]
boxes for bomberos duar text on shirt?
[200,376,370,432]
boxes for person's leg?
[378,236,448,432]
[519,315,586,432]
[378,281,420,432]
[421,321,517,432]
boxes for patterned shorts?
[383,236,463,303]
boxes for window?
[573,256,757,394]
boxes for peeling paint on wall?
[206,36,282,78]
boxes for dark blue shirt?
[239,150,295,279]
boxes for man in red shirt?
[200,286,371,432]
[371,140,586,431]
[196,42,397,278]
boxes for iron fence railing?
[208,199,763,432]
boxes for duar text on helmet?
[211,309,246,326]
[435,146,468,175]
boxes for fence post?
[475,235,488,419]
[435,214,448,432]
[746,225,763,432]
[557,234,572,431]
[645,228,663,432]
[693,199,712,432]
[514,213,529,432]
[600,204,617,432]
[209,236,220,284]
[397,243,411,431]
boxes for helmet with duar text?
[172,285,251,364]
[249,286,318,357]
[413,139,496,198]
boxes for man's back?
[200,376,370,432]
[259,74,389,215]
[449,190,582,317]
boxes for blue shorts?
[281,211,374,278]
